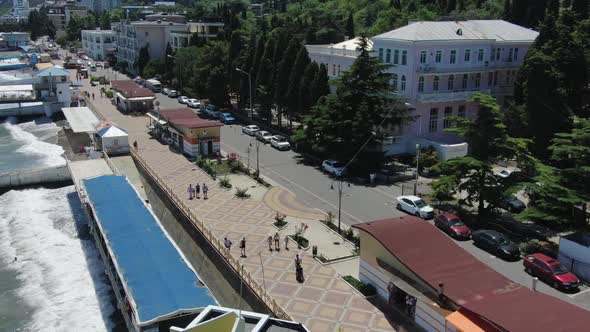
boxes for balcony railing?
[416,89,491,103]
[306,45,359,57]
[416,62,521,74]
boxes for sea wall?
[0,165,71,189]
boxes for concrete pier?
[0,164,71,189]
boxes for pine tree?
[310,63,330,106]
[251,37,266,96]
[286,45,311,129]
[274,38,300,130]
[228,31,242,94]
[571,0,589,19]
[345,12,355,39]
[299,62,319,116]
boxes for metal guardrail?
[130,148,292,321]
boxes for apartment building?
[307,20,538,159]
[47,5,89,38]
[113,18,187,74]
[81,29,114,60]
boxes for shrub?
[219,176,232,189]
[105,90,114,98]
[343,276,376,296]
[235,187,250,198]
[275,212,286,223]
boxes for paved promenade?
[80,78,397,332]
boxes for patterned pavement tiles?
[85,87,396,332]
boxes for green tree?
[134,45,150,76]
[345,12,355,38]
[46,21,56,40]
[274,38,301,130]
[100,12,111,30]
[143,59,165,79]
[192,41,229,106]
[286,45,311,129]
[228,31,242,94]
[298,62,319,117]
[310,63,331,106]
[174,46,199,95]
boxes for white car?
[187,98,200,108]
[162,87,170,95]
[242,125,260,136]
[178,95,189,104]
[396,195,434,219]
[495,169,513,179]
[255,130,273,143]
[321,160,347,177]
[168,90,178,98]
[270,135,290,150]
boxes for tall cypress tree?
[571,0,588,18]
[299,62,319,116]
[310,63,330,106]
[286,45,311,129]
[274,38,300,130]
[228,31,242,94]
[345,12,355,38]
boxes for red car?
[433,212,471,240]
[523,253,579,290]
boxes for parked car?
[523,253,579,290]
[96,62,103,68]
[396,195,434,219]
[255,130,273,143]
[162,87,170,95]
[321,160,347,177]
[496,169,514,179]
[177,95,189,104]
[434,213,471,240]
[497,195,526,213]
[203,104,221,118]
[491,216,552,240]
[242,125,260,136]
[187,98,200,108]
[471,230,521,261]
[219,112,235,124]
[270,135,290,150]
[168,90,178,98]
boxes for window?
[447,75,454,90]
[488,72,493,86]
[400,75,406,91]
[401,50,407,65]
[493,71,498,86]
[443,107,453,128]
[508,48,513,62]
[418,76,424,92]
[496,48,501,61]
[433,76,440,91]
[435,50,442,63]
[491,48,496,61]
[429,108,439,132]
[393,50,399,64]
[475,73,481,88]
[385,49,391,63]
[420,51,426,64]
[458,105,466,118]
[391,74,398,91]
[378,48,384,60]
[450,50,456,64]
[464,49,471,62]
[514,48,519,61]
[477,49,484,61]
[462,74,468,89]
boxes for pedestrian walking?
[284,235,289,250]
[195,183,200,199]
[224,237,232,251]
[133,141,138,150]
[187,184,193,200]
[267,235,273,251]
[203,183,208,199]
[295,254,302,267]
[240,237,246,257]
[92,93,95,100]
[274,232,280,251]
[295,255,304,283]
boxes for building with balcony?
[81,29,114,61]
[113,18,188,74]
[0,32,30,48]
[187,18,224,39]
[47,5,89,39]
[307,20,538,160]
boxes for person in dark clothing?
[240,237,246,257]
[195,183,200,199]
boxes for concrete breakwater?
[0,165,71,189]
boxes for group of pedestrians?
[267,232,289,251]
[187,183,209,200]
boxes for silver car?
[255,130,273,143]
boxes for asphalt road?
[137,74,590,312]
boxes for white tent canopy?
[97,125,129,155]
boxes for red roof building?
[353,216,590,332]
[110,80,155,112]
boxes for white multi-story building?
[113,18,188,74]
[307,20,538,159]
[12,0,29,18]
[81,29,114,60]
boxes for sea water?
[0,118,115,331]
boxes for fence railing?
[129,148,291,320]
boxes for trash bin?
[312,245,317,257]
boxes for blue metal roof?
[83,175,217,325]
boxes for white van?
[145,79,162,92]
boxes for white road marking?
[221,141,364,224]
[568,287,590,298]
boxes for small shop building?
[111,80,155,113]
[158,108,223,158]
[352,216,590,332]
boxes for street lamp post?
[249,139,260,175]
[167,54,180,92]
[235,68,253,119]
[414,143,420,195]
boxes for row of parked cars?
[242,125,291,150]
[395,195,580,291]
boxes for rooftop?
[111,80,155,99]
[353,216,590,332]
[372,20,539,42]
[159,108,223,128]
[83,175,217,325]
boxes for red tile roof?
[353,216,590,332]
[111,80,155,99]
[159,108,222,128]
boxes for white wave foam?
[0,186,114,331]
[4,120,65,168]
